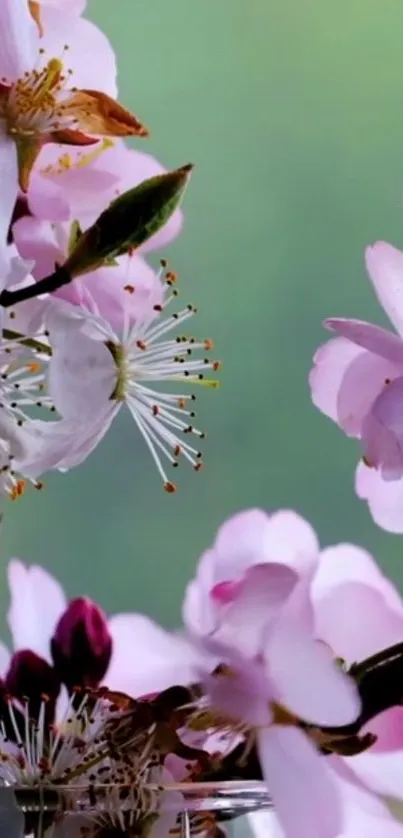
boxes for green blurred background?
[3,0,403,628]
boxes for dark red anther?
[51,597,112,691]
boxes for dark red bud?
[51,597,112,690]
[5,650,60,722]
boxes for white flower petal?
[106,615,205,697]
[258,727,342,838]
[7,559,67,662]
[0,0,38,80]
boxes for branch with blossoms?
[1,1,403,838]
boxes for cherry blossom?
[0,0,146,210]
[184,507,403,833]
[41,268,219,492]
[310,241,403,531]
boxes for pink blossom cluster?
[4,510,403,838]
[0,0,218,498]
[2,1,403,838]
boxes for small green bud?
[63,163,193,278]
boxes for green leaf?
[64,163,193,278]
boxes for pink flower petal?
[312,544,403,612]
[183,509,317,642]
[15,409,117,479]
[40,15,117,96]
[106,615,207,696]
[329,755,403,838]
[363,708,403,752]
[13,216,64,280]
[325,319,403,366]
[355,460,403,533]
[365,242,403,336]
[27,169,71,222]
[7,560,67,662]
[266,618,360,726]
[58,255,163,332]
[258,726,342,838]
[310,337,401,436]
[0,643,11,679]
[29,143,119,223]
[213,563,298,657]
[46,303,116,421]
[204,659,273,727]
[362,376,403,478]
[0,0,38,81]
[345,744,403,803]
[213,508,318,577]
[313,582,403,662]
[182,564,217,637]
[39,0,86,13]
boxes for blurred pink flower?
[183,508,319,647]
[183,507,403,827]
[309,241,403,531]
[184,510,361,838]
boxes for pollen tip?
[164,481,177,494]
[124,284,135,294]
[193,463,203,472]
[204,339,214,350]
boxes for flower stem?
[0,265,71,308]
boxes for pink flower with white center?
[184,506,403,833]
[22,140,183,251]
[309,240,403,532]
[43,269,220,492]
[0,0,147,209]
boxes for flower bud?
[63,163,194,278]
[5,651,60,722]
[51,597,112,690]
